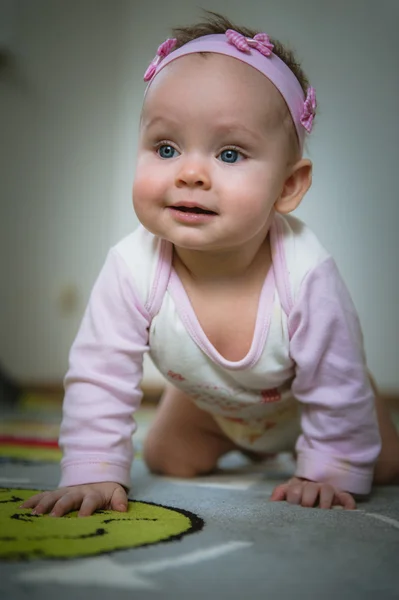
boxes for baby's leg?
[370,375,399,484]
[143,384,237,478]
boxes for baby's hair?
[171,10,311,99]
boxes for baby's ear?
[274,158,312,214]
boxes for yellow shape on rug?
[0,488,203,561]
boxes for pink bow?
[300,87,317,133]
[144,38,177,82]
[226,29,274,57]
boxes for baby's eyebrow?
[140,114,270,145]
[212,122,263,142]
[141,115,179,130]
[143,116,262,141]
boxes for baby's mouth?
[171,206,216,215]
[170,201,218,216]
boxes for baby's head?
[133,12,316,252]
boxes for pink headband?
[144,30,316,152]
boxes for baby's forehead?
[147,52,282,100]
[142,53,289,130]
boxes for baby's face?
[133,53,295,253]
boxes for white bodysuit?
[59,213,381,495]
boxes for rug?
[0,394,62,462]
[1,395,399,599]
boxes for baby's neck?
[173,233,271,286]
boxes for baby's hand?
[20,482,128,517]
[270,477,356,509]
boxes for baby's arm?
[21,248,150,516]
[272,257,381,509]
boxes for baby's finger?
[301,482,321,508]
[20,493,46,509]
[318,485,335,509]
[285,481,305,505]
[78,493,103,517]
[270,482,289,501]
[334,491,356,510]
[110,487,128,512]
[31,492,64,515]
[50,491,85,517]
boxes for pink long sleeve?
[59,248,150,489]
[288,257,381,495]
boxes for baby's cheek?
[132,170,150,206]
[133,163,165,208]
[133,175,154,218]
[132,171,166,234]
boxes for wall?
[0,0,398,390]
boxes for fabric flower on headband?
[226,29,274,57]
[300,87,317,133]
[227,29,316,134]
[144,38,177,82]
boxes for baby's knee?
[143,432,215,478]
[373,452,399,485]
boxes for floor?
[1,394,399,599]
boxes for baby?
[22,12,399,517]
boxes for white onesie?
[59,213,381,495]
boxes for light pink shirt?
[59,214,381,494]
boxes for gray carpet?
[1,447,399,599]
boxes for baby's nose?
[175,157,211,189]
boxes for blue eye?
[157,145,179,159]
[219,149,242,164]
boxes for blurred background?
[0,0,398,399]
